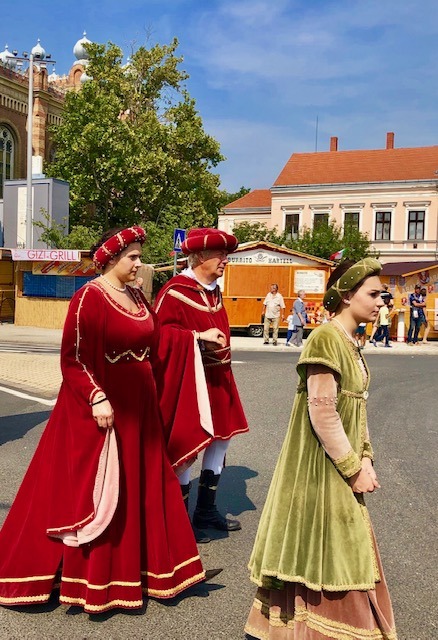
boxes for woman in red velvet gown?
[0,227,211,614]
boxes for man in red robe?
[155,228,249,543]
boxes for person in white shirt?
[262,284,285,346]
[285,309,296,346]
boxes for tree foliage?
[230,219,375,261]
[232,221,286,245]
[288,220,376,262]
[46,39,223,240]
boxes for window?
[344,212,360,230]
[407,210,424,240]
[285,213,299,240]
[313,213,329,229]
[375,211,391,240]
[0,126,15,199]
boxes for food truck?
[219,241,334,336]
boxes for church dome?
[73,32,92,63]
[0,44,18,69]
[31,38,46,60]
[48,67,59,83]
[80,70,92,84]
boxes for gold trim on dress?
[59,595,144,611]
[250,569,378,592]
[0,594,51,604]
[141,555,201,579]
[0,573,55,583]
[47,510,94,533]
[105,347,150,363]
[61,576,141,589]
[142,571,205,598]
[166,289,223,313]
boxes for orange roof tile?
[274,146,438,186]
[223,189,271,209]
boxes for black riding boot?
[193,470,241,531]
[180,482,211,544]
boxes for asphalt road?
[0,352,437,639]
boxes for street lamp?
[8,41,55,248]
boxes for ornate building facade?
[0,34,91,199]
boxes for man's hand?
[200,327,226,348]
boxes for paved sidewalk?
[0,324,436,399]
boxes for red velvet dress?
[154,273,249,467]
[0,281,204,613]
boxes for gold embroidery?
[250,569,377,592]
[62,576,141,589]
[90,281,150,321]
[246,600,397,640]
[0,574,55,583]
[167,288,223,313]
[295,605,396,640]
[141,555,201,579]
[59,595,144,611]
[142,571,205,597]
[47,510,94,533]
[75,287,102,403]
[105,347,150,363]
[0,594,51,604]
[358,503,380,583]
[333,448,362,478]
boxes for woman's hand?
[200,328,226,348]
[348,458,381,493]
[92,397,114,429]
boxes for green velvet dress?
[246,322,397,639]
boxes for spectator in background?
[407,284,426,345]
[290,290,307,347]
[378,299,394,348]
[262,284,285,346]
[380,283,394,307]
[285,308,296,346]
[419,287,430,344]
[355,322,367,349]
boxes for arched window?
[0,126,15,199]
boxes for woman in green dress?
[245,258,397,640]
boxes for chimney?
[330,136,338,152]
[386,132,394,149]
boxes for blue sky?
[3,0,438,192]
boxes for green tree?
[46,39,223,243]
[232,221,286,245]
[33,211,101,249]
[287,220,376,262]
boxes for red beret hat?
[93,226,146,270]
[181,228,238,256]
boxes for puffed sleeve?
[60,284,106,405]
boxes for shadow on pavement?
[189,465,258,541]
[0,411,50,446]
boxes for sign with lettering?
[11,249,81,262]
[294,269,325,294]
[227,249,316,266]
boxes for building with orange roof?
[219,133,438,263]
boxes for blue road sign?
[173,228,186,252]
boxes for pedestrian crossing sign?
[173,228,186,252]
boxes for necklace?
[332,318,357,344]
[100,275,126,293]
